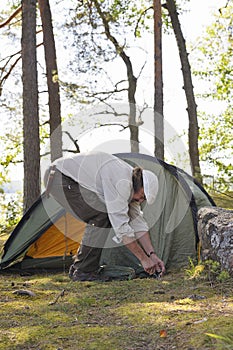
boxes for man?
[44,151,165,281]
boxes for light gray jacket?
[53,151,148,242]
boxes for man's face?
[132,187,146,204]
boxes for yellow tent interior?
[26,213,85,259]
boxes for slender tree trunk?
[22,0,40,212]
[38,0,62,162]
[165,0,202,182]
[125,60,138,153]
[154,0,164,160]
[93,0,139,153]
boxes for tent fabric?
[0,194,65,268]
[26,212,84,258]
[0,153,215,271]
[99,154,212,271]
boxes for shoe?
[69,266,110,282]
[68,264,75,279]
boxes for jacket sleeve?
[128,201,149,233]
[101,177,148,243]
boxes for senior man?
[44,151,165,281]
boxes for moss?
[0,190,232,349]
[0,271,232,350]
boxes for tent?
[0,153,215,272]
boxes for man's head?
[132,167,158,205]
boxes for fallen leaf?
[159,329,167,338]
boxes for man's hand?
[140,256,157,275]
[122,235,165,276]
[150,253,166,276]
[141,254,165,276]
[134,231,166,276]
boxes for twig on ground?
[49,289,65,305]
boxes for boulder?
[198,207,233,276]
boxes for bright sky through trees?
[0,0,226,183]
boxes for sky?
[180,0,225,38]
[69,0,227,169]
[0,0,227,184]
[161,0,226,125]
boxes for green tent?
[0,153,215,272]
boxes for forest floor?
[0,268,232,350]
[0,192,232,350]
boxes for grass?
[0,192,232,350]
[0,270,232,350]
[210,191,233,210]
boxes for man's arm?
[134,231,166,275]
[122,235,165,275]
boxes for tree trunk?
[165,0,202,183]
[38,0,62,162]
[154,0,164,160]
[93,0,139,153]
[126,59,138,153]
[22,0,40,212]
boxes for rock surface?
[198,207,233,276]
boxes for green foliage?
[0,171,8,187]
[185,257,205,280]
[199,110,233,191]
[217,270,230,283]
[204,259,221,281]
[185,258,231,284]
[192,4,233,190]
[205,333,233,349]
[66,0,154,86]
[0,192,22,234]
[0,116,23,185]
[63,0,175,103]
[204,259,230,283]
[0,2,51,186]
[211,191,233,210]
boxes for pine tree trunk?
[154,0,164,160]
[127,61,138,153]
[22,0,40,212]
[165,0,202,183]
[38,0,62,162]
[93,0,139,153]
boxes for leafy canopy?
[192,4,233,190]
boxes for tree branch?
[219,0,231,14]
[63,131,80,153]
[95,122,128,131]
[0,6,22,28]
[134,6,153,37]
[0,43,43,94]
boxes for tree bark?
[22,0,40,212]
[165,0,202,183]
[93,0,139,153]
[38,0,62,162]
[154,0,164,160]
